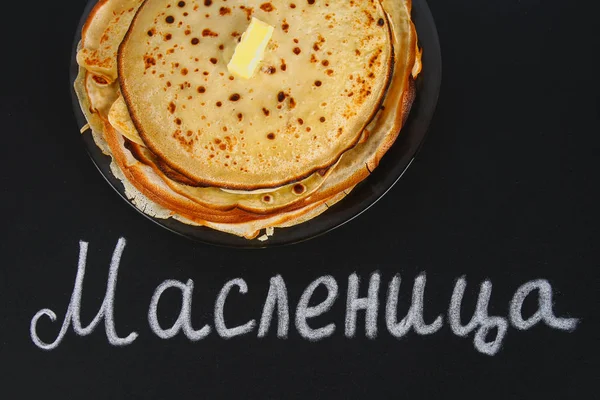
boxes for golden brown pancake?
[118,0,394,190]
[73,0,422,240]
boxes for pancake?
[77,0,145,83]
[118,0,394,190]
[73,0,422,240]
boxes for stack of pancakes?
[74,0,421,240]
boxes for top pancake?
[118,0,393,190]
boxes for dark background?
[1,0,598,398]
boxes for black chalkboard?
[1,0,598,398]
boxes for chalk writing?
[30,239,137,351]
[295,276,339,341]
[215,279,257,338]
[385,273,443,337]
[258,275,289,338]
[30,238,580,356]
[346,272,380,339]
[149,279,211,340]
[449,277,508,356]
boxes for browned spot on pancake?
[326,69,334,76]
[216,101,222,107]
[378,18,385,26]
[168,102,176,114]
[231,31,240,38]
[297,118,304,125]
[202,29,218,37]
[219,44,225,50]
[320,117,326,122]
[281,60,287,71]
[290,3,296,8]
[147,29,155,37]
[293,184,306,194]
[184,29,191,35]
[181,68,188,75]
[313,44,320,51]
[262,108,271,116]
[293,47,301,55]
[243,7,254,20]
[175,118,182,125]
[166,16,175,24]
[178,1,186,7]
[210,58,218,64]
[260,3,275,12]
[204,0,212,6]
[220,7,231,15]
[263,195,272,203]
[314,80,322,87]
[197,86,206,93]
[143,55,156,70]
[310,54,318,63]
[237,113,243,121]
[229,93,241,102]
[307,0,315,4]
[289,97,296,109]
[92,75,108,85]
[191,37,199,45]
[267,133,276,140]
[282,20,290,33]
[264,66,276,74]
[363,10,375,26]
[277,92,286,102]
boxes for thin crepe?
[118,0,394,190]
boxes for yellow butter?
[227,17,274,79]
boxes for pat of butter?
[227,17,274,79]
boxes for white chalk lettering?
[510,280,579,331]
[345,272,380,339]
[295,276,338,341]
[386,273,443,337]
[215,279,256,339]
[449,277,508,356]
[30,238,581,355]
[258,275,289,338]
[30,238,138,350]
[148,279,211,341]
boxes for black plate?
[70,0,442,248]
